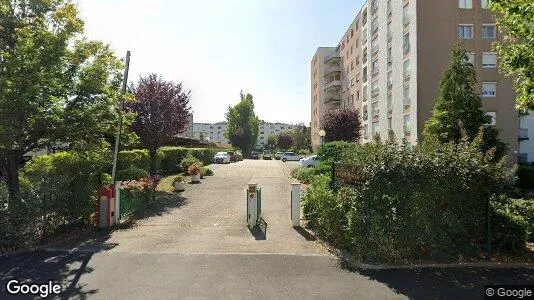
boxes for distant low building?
[193,121,298,148]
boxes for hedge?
[517,164,534,190]
[118,147,220,175]
[303,139,524,263]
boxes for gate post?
[291,182,301,227]
[114,181,122,224]
[247,183,258,228]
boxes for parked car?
[263,150,272,160]
[274,152,283,160]
[213,152,231,164]
[249,151,259,159]
[281,152,301,162]
[299,155,320,168]
[230,151,243,162]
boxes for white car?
[281,152,301,162]
[213,152,231,164]
[299,155,320,168]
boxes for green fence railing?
[119,188,156,219]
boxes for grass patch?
[156,174,184,193]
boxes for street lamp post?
[318,129,326,146]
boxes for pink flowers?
[121,177,157,191]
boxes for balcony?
[324,80,341,91]
[387,31,392,41]
[404,125,411,134]
[372,109,380,119]
[371,88,379,98]
[403,98,411,108]
[518,128,529,140]
[518,153,528,164]
[323,65,341,77]
[363,112,369,121]
[404,71,411,81]
[324,97,341,105]
[372,45,379,55]
[324,53,341,64]
[403,43,410,55]
[372,69,379,78]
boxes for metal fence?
[119,188,156,220]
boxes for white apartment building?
[193,122,297,148]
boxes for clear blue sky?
[78,0,365,124]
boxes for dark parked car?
[229,151,243,162]
[263,150,272,160]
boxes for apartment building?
[518,111,534,163]
[311,0,524,163]
[193,121,297,148]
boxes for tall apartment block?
[311,0,529,163]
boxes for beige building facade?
[311,0,524,163]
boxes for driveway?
[1,160,533,299]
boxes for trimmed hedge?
[115,167,150,182]
[118,147,220,175]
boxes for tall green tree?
[490,0,534,110]
[225,91,260,155]
[291,123,312,151]
[0,1,124,208]
[423,45,507,159]
[267,134,277,150]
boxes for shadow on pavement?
[293,226,317,241]
[249,217,268,240]
[356,267,534,299]
[124,191,189,223]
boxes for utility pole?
[111,51,131,184]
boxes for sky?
[77,0,365,124]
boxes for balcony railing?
[372,45,379,55]
[404,71,411,81]
[324,53,341,64]
[371,88,379,97]
[372,109,380,118]
[324,80,341,91]
[324,97,341,104]
[404,125,411,134]
[518,153,528,164]
[403,98,411,108]
[323,65,341,77]
[403,43,410,55]
[518,128,529,140]
[372,68,379,77]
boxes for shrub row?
[118,147,220,175]
[1,150,108,247]
[516,164,534,191]
[291,164,331,184]
[303,139,524,263]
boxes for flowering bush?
[187,163,202,176]
[121,177,158,191]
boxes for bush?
[492,210,527,253]
[180,155,202,173]
[494,198,534,242]
[187,163,202,176]
[203,167,214,176]
[317,141,355,164]
[304,138,517,263]
[291,167,315,184]
[313,163,332,176]
[118,149,150,171]
[189,148,218,166]
[115,167,150,182]
[158,147,189,175]
[517,165,534,190]
[298,149,311,156]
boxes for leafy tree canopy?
[225,91,260,155]
[320,108,361,143]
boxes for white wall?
[519,112,534,163]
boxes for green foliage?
[118,149,150,171]
[225,91,260,155]
[494,197,534,242]
[0,150,108,246]
[422,45,507,160]
[491,210,527,253]
[291,164,331,184]
[490,0,534,110]
[0,1,126,208]
[267,134,277,150]
[100,173,112,186]
[115,167,150,182]
[189,148,218,166]
[304,138,518,263]
[180,155,202,173]
[172,175,185,184]
[289,125,311,151]
[317,141,355,164]
[202,167,214,176]
[516,164,534,190]
[158,147,189,175]
[298,149,311,156]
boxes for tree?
[291,123,312,151]
[320,108,361,142]
[422,45,507,159]
[277,132,294,150]
[0,1,124,209]
[267,134,277,150]
[225,91,260,155]
[490,0,534,110]
[128,74,191,174]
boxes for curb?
[306,228,534,270]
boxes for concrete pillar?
[247,183,258,228]
[291,182,301,227]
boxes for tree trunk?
[3,154,21,209]
[149,148,158,175]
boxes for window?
[459,0,473,9]
[466,52,475,66]
[371,38,379,54]
[363,85,368,101]
[363,47,368,62]
[482,24,496,39]
[362,9,368,26]
[481,0,491,9]
[404,85,410,102]
[403,4,410,25]
[482,52,497,68]
[372,59,379,75]
[482,82,497,97]
[372,121,379,134]
[485,111,496,125]
[403,114,411,132]
[388,117,392,130]
[351,28,354,37]
[403,32,410,54]
[363,124,369,139]
[458,25,473,39]
[351,61,354,70]
[357,90,361,100]
[351,77,355,86]
[387,71,392,88]
[363,105,369,120]
[403,59,410,78]
[356,72,360,82]
[363,66,368,82]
